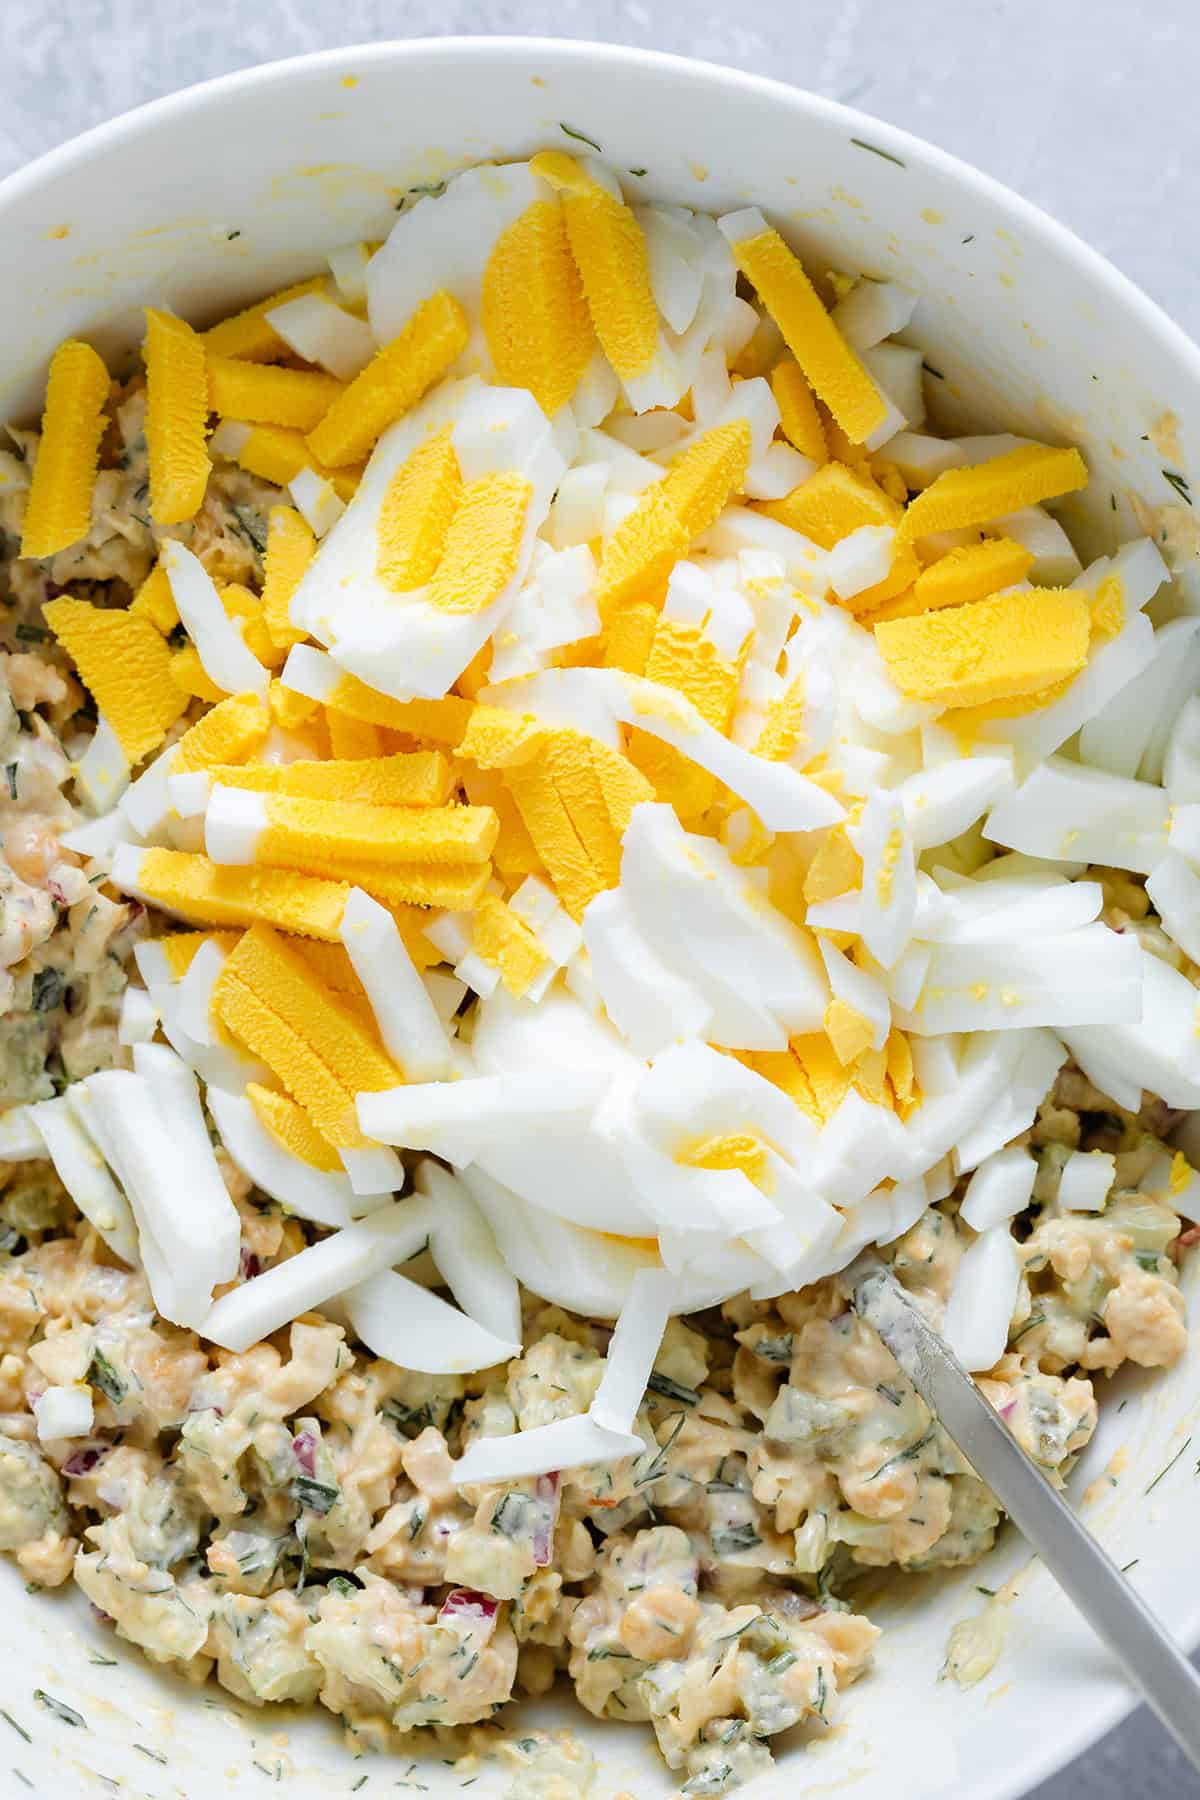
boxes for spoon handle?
[850,1255,1200,1773]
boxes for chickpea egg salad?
[0,146,1197,1797]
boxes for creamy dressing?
[0,359,1194,1796]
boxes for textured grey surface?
[1,3,1199,1796]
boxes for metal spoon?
[848,1252,1200,1772]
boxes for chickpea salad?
[0,146,1197,1797]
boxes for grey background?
[0,1,1198,1795]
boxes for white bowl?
[3,37,1199,1800]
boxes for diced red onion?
[63,1444,106,1477]
[293,1431,317,1475]
[439,1589,499,1641]
[240,1249,262,1281]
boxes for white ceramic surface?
[2,37,1199,1800]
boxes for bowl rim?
[1,33,1195,1799]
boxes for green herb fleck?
[491,1490,536,1538]
[0,1713,30,1745]
[814,1664,828,1718]
[560,123,602,152]
[683,1767,733,1797]
[710,1521,761,1555]
[647,1371,700,1407]
[227,229,242,241]
[1010,1310,1044,1344]
[4,765,16,801]
[292,1475,339,1514]
[134,1744,167,1763]
[382,1396,435,1438]
[628,167,648,177]
[456,1652,479,1680]
[962,233,975,244]
[398,181,448,209]
[870,1428,935,1482]
[850,137,905,168]
[876,1382,903,1406]
[233,504,267,552]
[1163,469,1192,506]
[766,1649,798,1676]
[14,624,47,644]
[635,1410,687,1487]
[34,1691,83,1729]
[976,1585,996,1598]
[922,361,945,380]
[88,1349,125,1405]
[1121,1559,1139,1573]
[1146,1435,1192,1495]
[31,969,63,1014]
[86,1651,117,1668]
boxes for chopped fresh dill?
[0,1712,30,1744]
[1163,469,1192,505]
[133,1744,167,1763]
[88,1348,125,1404]
[850,137,905,168]
[1145,1435,1192,1495]
[647,1371,701,1407]
[560,123,602,152]
[402,181,447,203]
[635,1410,687,1487]
[870,1428,935,1482]
[33,1690,84,1729]
[922,361,945,380]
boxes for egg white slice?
[367,162,553,372]
[1064,946,1200,1112]
[207,1088,378,1231]
[942,1224,1022,1373]
[341,1268,520,1374]
[200,1198,431,1353]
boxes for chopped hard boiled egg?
[16,147,1200,1670]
